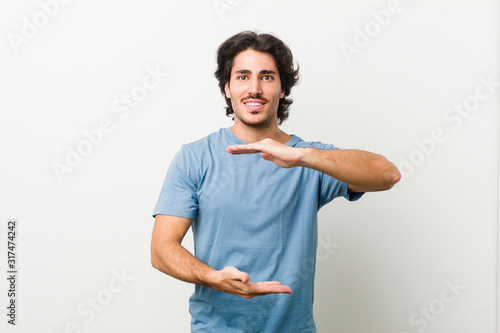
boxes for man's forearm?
[299,148,401,191]
[226,139,401,191]
[151,240,292,298]
[151,240,216,288]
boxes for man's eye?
[263,76,273,81]
[237,76,248,81]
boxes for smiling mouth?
[243,101,266,112]
[243,97,267,110]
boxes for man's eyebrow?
[234,69,251,74]
[233,69,278,75]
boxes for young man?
[151,31,400,332]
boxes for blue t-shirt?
[153,127,363,332]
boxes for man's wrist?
[202,268,220,289]
[297,147,316,169]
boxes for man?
[151,31,400,332]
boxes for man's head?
[214,31,300,125]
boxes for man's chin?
[234,111,275,126]
[239,117,274,129]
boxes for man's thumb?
[223,266,250,284]
[239,272,250,284]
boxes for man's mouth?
[243,99,266,111]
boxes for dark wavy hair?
[214,31,300,124]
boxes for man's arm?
[226,138,401,192]
[301,147,401,192]
[150,214,292,299]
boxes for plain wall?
[0,1,498,332]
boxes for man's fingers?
[232,279,292,297]
[218,267,292,298]
[226,144,262,154]
[256,281,282,286]
[250,281,292,294]
[227,150,261,155]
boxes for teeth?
[245,102,263,106]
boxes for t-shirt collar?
[224,127,300,147]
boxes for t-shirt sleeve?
[152,145,199,219]
[310,142,365,209]
[319,173,364,208]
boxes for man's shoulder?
[181,128,228,151]
[169,129,228,170]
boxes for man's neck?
[230,121,291,144]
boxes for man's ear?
[224,82,231,98]
[280,88,285,99]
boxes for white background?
[0,0,498,332]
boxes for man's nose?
[248,77,263,95]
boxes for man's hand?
[206,266,292,299]
[226,138,303,169]
[226,138,401,191]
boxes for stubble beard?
[231,95,280,129]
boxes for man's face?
[225,49,285,128]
